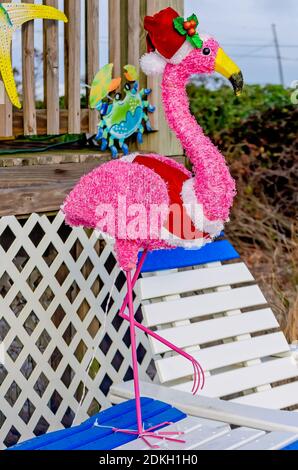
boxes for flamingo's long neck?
[161,63,236,222]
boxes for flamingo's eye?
[125,83,131,91]
[203,48,211,56]
[115,93,121,100]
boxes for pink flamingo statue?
[63,7,243,448]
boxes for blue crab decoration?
[90,64,155,158]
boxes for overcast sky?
[11,0,298,96]
[185,0,298,86]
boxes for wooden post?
[108,0,121,77]
[86,0,100,135]
[0,0,13,138]
[22,0,37,135]
[0,88,13,139]
[128,0,140,68]
[44,0,60,135]
[141,0,183,156]
[64,0,81,134]
[64,0,69,110]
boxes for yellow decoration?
[0,3,67,109]
[90,64,122,109]
[124,65,139,82]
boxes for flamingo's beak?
[215,48,244,96]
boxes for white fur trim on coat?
[181,178,225,238]
[160,226,209,249]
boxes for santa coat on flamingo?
[63,7,244,447]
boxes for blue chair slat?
[35,400,178,451]
[78,407,186,451]
[283,442,298,451]
[11,398,152,451]
[139,240,240,273]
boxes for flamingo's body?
[63,8,244,447]
[64,37,240,271]
[64,153,220,271]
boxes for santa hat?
[141,7,203,76]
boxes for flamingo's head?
[141,8,244,96]
[181,35,243,96]
[142,34,243,96]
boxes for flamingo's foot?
[112,422,185,449]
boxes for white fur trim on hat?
[141,40,194,76]
[140,52,167,76]
[168,40,194,65]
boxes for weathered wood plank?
[128,0,140,67]
[44,0,60,135]
[63,0,69,109]
[0,151,107,168]
[0,153,186,215]
[86,0,100,134]
[64,0,81,133]
[13,109,90,136]
[141,0,183,156]
[0,150,185,168]
[0,87,13,138]
[0,162,100,216]
[22,0,37,135]
[109,0,121,77]
[0,1,13,138]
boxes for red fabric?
[134,155,209,241]
[144,7,186,59]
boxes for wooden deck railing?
[0,1,183,219]
[0,0,183,157]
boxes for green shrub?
[187,82,293,137]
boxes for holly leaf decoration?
[188,13,199,26]
[173,13,203,49]
[188,34,203,49]
[173,16,187,36]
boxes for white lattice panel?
[0,212,155,449]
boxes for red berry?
[189,20,197,28]
[183,21,191,30]
[188,28,196,37]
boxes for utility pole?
[272,24,285,87]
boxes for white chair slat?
[197,427,265,450]
[160,426,230,450]
[153,330,289,368]
[172,357,298,398]
[233,380,298,410]
[137,263,253,300]
[143,285,267,327]
[237,431,298,450]
[115,416,229,450]
[150,308,278,357]
[110,381,298,433]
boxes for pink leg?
[114,269,185,448]
[119,251,205,394]
[126,270,143,435]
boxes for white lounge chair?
[109,239,298,449]
[110,381,298,450]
